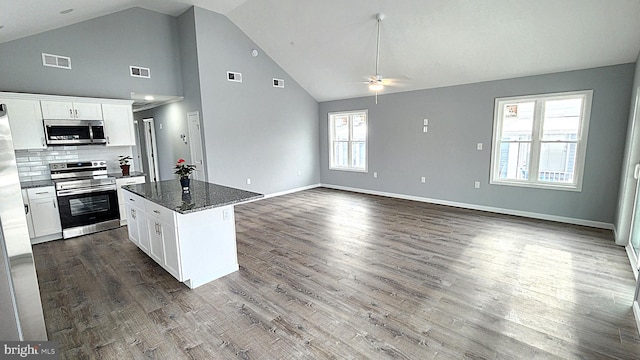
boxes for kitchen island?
[122,180,263,288]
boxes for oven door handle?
[57,185,116,196]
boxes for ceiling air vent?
[42,53,71,69]
[130,66,151,78]
[273,78,284,88]
[227,71,242,83]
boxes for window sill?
[490,179,582,192]
[329,167,368,173]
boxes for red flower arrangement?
[174,158,196,179]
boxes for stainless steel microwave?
[43,119,107,145]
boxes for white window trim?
[328,110,368,172]
[489,90,593,192]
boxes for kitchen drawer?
[145,201,175,224]
[123,191,145,207]
[117,176,145,187]
[26,186,56,200]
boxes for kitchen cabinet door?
[126,205,141,246]
[1,98,46,150]
[27,187,62,238]
[103,104,135,146]
[40,100,75,119]
[41,100,102,120]
[73,103,102,120]
[160,221,181,281]
[117,176,146,225]
[147,219,165,264]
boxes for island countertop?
[122,180,263,214]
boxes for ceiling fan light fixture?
[369,82,384,91]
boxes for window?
[490,90,593,191]
[329,110,367,172]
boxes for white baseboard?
[265,183,321,199]
[320,183,614,230]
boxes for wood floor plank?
[32,187,640,359]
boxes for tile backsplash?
[16,145,135,182]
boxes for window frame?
[328,110,368,172]
[490,90,593,192]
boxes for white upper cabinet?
[102,103,135,146]
[41,100,103,120]
[0,98,46,150]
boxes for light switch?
[474,181,480,189]
[423,119,429,126]
[373,172,378,178]
[423,126,428,133]
[477,143,483,151]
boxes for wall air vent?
[273,78,284,88]
[130,66,151,78]
[42,53,71,69]
[227,71,242,83]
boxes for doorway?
[187,111,206,181]
[143,118,160,182]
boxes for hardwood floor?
[33,187,640,359]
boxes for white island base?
[124,190,239,289]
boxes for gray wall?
[614,54,640,244]
[319,64,635,224]
[0,7,182,99]
[190,7,320,194]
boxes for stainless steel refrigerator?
[0,103,47,340]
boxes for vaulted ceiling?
[2,0,640,102]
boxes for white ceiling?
[2,0,640,102]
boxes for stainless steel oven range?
[50,161,120,239]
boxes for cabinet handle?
[41,137,45,147]
[24,204,29,214]
[53,200,56,209]
[153,210,160,214]
[75,109,78,118]
[35,191,47,195]
[106,136,110,144]
[69,109,73,118]
[130,208,136,219]
[129,198,135,202]
[157,223,162,236]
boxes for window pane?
[497,142,530,180]
[500,102,534,141]
[351,141,366,169]
[333,116,349,141]
[333,142,348,167]
[538,142,575,183]
[541,98,582,141]
[352,114,366,141]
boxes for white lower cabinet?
[123,189,239,289]
[25,187,62,243]
[116,176,146,225]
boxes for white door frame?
[187,111,206,182]
[143,118,160,182]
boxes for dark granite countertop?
[109,171,146,179]
[122,180,263,214]
[20,179,55,189]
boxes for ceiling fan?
[366,13,399,103]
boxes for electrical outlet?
[477,142,483,151]
[423,119,428,126]
[373,172,378,178]
[421,176,426,183]
[246,178,251,185]
[474,181,480,189]
[423,126,428,133]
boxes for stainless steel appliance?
[44,119,107,145]
[51,161,120,238]
[0,103,48,340]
